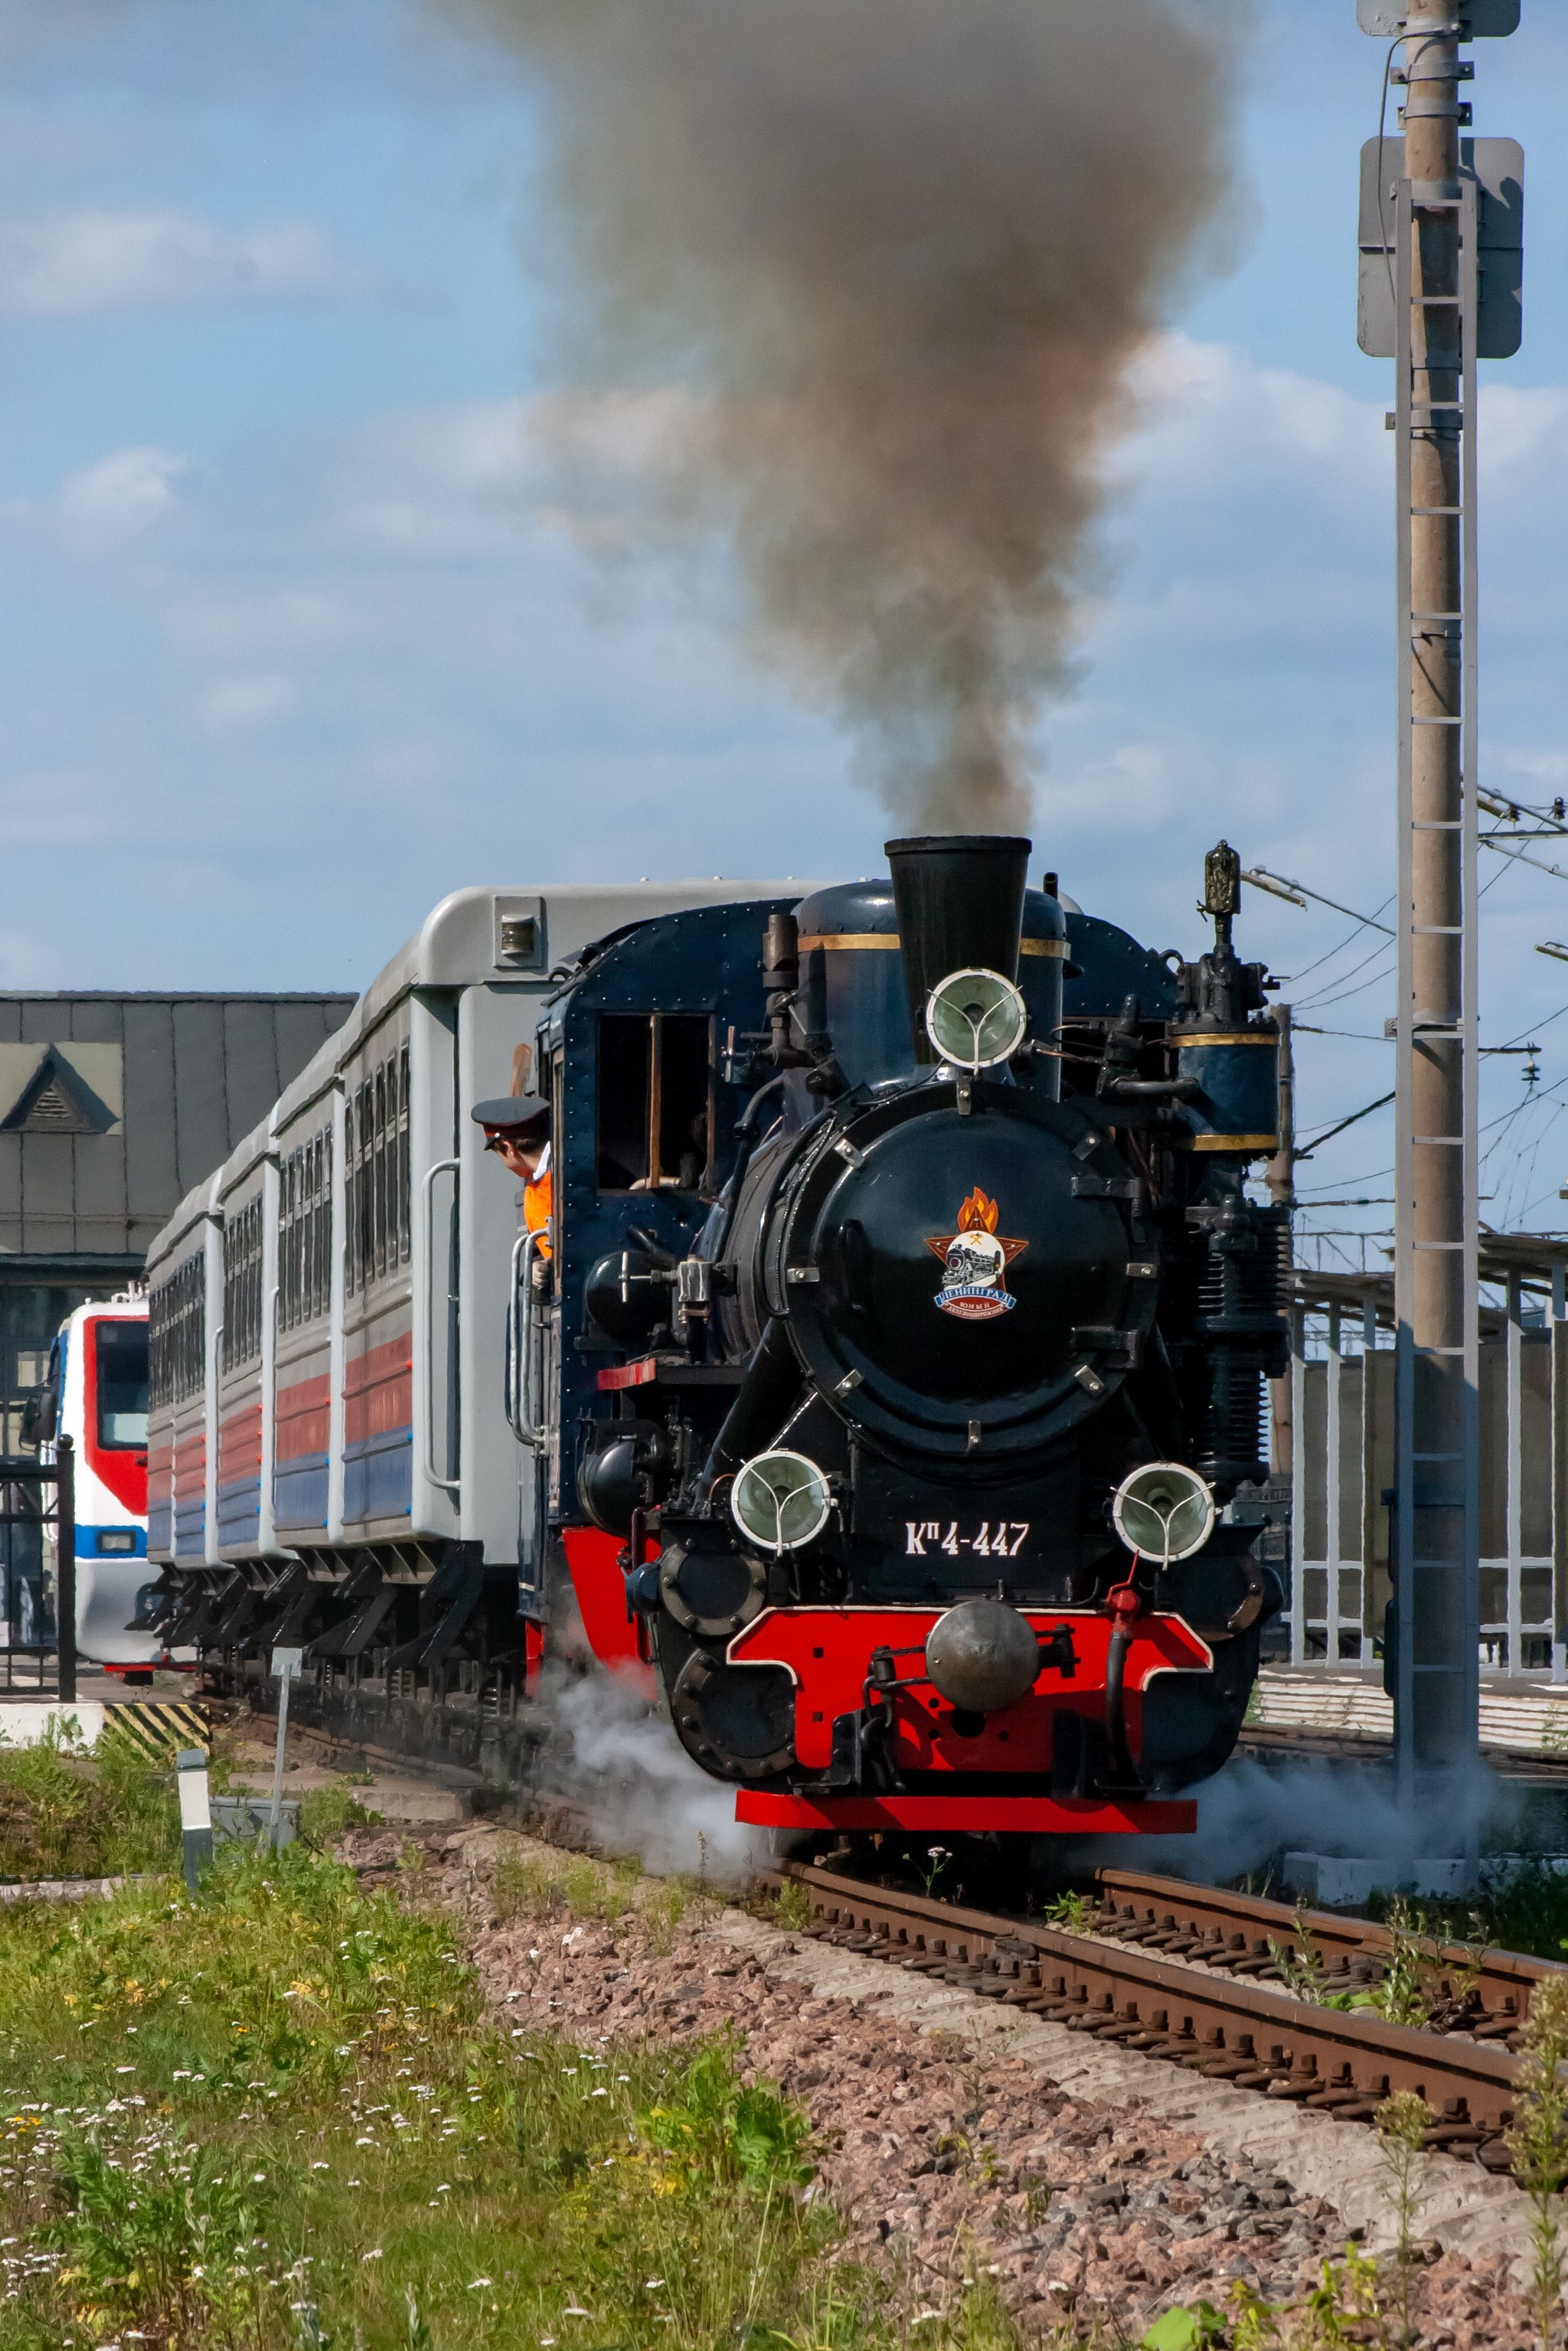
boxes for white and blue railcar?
[40,1297,172,1677]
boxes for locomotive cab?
[553,834,1288,1840]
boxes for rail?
[764,1857,1553,2168]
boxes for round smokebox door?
[659,1543,769,1638]
[669,1652,795,1782]
[779,1092,1135,1453]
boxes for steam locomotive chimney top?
[885,833,1031,1065]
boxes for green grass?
[1365,1859,1568,1966]
[0,1838,1016,2351]
[0,1723,180,1882]
[296,1781,385,1843]
[1470,1860,1568,1964]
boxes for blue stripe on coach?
[342,1427,413,1525]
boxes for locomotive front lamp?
[1111,1461,1215,1569]
[924,968,1028,1070]
[730,1449,832,1553]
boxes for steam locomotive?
[145,838,1286,1844]
[565,833,1287,1837]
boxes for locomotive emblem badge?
[926,1187,1027,1321]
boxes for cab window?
[96,1319,149,1450]
[595,1014,713,1193]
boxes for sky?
[1,2,1566,1254]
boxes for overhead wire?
[1294,1088,1560,1210]
[1274,896,1397,991]
[1295,956,1396,1013]
[1294,936,1395,1008]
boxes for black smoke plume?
[445,0,1246,831]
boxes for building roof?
[0,993,355,1268]
[1291,1231,1568,1338]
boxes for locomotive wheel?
[669,1650,795,1782]
[658,1543,769,1638]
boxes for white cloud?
[58,445,186,548]
[0,765,128,846]
[0,927,69,988]
[356,739,456,794]
[337,390,701,556]
[1037,740,1173,830]
[1478,383,1568,479]
[0,208,343,315]
[1497,748,1568,798]
[164,586,358,660]
[1116,331,1387,495]
[196,674,298,736]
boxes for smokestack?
[886,834,1030,1065]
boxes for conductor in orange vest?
[472,1090,552,1284]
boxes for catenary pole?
[1392,0,1479,1800]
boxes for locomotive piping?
[694,1314,802,1504]
[708,1071,789,1265]
[1102,1608,1143,1791]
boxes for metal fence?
[0,1435,78,1699]
[1287,1246,1567,1679]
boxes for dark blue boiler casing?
[796,880,1065,1093]
[1173,1030,1282,1155]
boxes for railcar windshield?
[96,1318,149,1449]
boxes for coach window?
[280,1128,332,1331]
[345,1043,410,1293]
[149,1254,204,1410]
[221,1196,264,1370]
[595,1014,713,1193]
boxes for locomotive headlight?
[925,967,1028,1070]
[730,1449,832,1553]
[1111,1461,1216,1566]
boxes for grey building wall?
[0,994,355,1266]
[0,993,354,1455]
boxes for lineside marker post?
[176,1747,212,1893]
[270,1644,303,1851]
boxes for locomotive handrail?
[422,1158,461,1499]
[505,1229,538,1448]
[513,1229,548,1451]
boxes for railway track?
[1235,1721,1568,1787]
[767,1859,1562,2173]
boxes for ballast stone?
[714,1909,1537,2283]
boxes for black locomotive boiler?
[554,831,1288,1840]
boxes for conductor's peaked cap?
[472,1092,550,1135]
